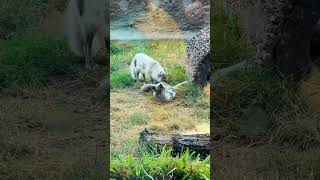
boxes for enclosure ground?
[0,71,107,179]
[110,40,210,156]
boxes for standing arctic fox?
[65,0,107,69]
[130,53,167,83]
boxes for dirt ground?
[110,83,210,156]
[212,65,320,179]
[0,71,107,179]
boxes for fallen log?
[139,129,210,158]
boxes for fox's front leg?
[139,72,145,81]
[84,31,99,70]
[135,71,140,82]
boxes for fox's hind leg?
[84,26,99,70]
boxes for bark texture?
[140,129,210,158]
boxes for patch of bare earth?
[0,72,107,179]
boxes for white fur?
[130,53,167,83]
[64,0,106,68]
[140,81,189,102]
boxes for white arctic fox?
[140,81,188,102]
[130,53,167,83]
[64,0,107,69]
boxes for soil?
[0,71,108,179]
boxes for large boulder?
[220,0,320,78]
[255,0,320,78]
[110,0,209,39]
[185,26,210,86]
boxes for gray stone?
[185,26,210,86]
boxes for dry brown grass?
[0,71,107,179]
[110,39,210,156]
[110,83,210,155]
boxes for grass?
[110,40,187,88]
[60,159,107,180]
[110,40,210,178]
[212,1,320,178]
[110,71,134,90]
[110,147,210,180]
[0,33,78,91]
[175,82,209,108]
[0,0,49,39]
[211,0,253,70]
[213,68,319,146]
[0,1,107,179]
[130,113,148,125]
[166,64,187,84]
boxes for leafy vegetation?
[111,147,210,179]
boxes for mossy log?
[139,129,210,158]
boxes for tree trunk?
[139,129,210,158]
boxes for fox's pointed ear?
[158,83,164,90]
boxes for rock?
[110,0,209,39]
[221,0,320,78]
[185,26,210,86]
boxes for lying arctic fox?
[140,60,251,102]
[130,53,167,83]
[140,81,188,102]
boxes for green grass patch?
[110,42,128,54]
[166,64,187,84]
[110,71,134,90]
[0,33,77,90]
[213,68,320,148]
[178,82,204,98]
[176,82,209,108]
[110,40,186,75]
[0,0,49,39]
[110,147,210,179]
[211,2,252,70]
[130,113,148,125]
